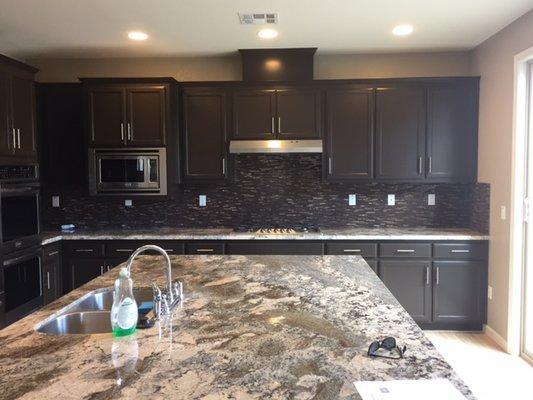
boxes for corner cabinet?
[182,87,228,182]
[0,55,38,162]
[82,78,177,148]
[232,87,321,140]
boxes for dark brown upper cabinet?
[375,85,426,181]
[182,87,228,182]
[83,79,172,148]
[232,89,276,139]
[0,55,38,162]
[325,87,374,181]
[426,81,478,182]
[231,87,321,140]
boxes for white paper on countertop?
[354,378,466,400]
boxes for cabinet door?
[70,258,106,290]
[0,69,13,156]
[232,89,276,139]
[11,72,37,156]
[43,260,61,305]
[126,86,166,146]
[375,87,426,180]
[380,260,432,323]
[433,261,482,324]
[276,89,321,139]
[426,83,478,182]
[183,89,227,181]
[325,88,374,180]
[87,86,126,146]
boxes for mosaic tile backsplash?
[41,154,490,233]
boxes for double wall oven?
[0,165,42,326]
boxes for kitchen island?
[0,255,473,399]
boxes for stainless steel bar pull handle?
[428,156,432,174]
[435,267,440,285]
[271,117,275,134]
[222,158,226,175]
[75,249,94,253]
[116,249,134,252]
[328,157,332,174]
[426,266,430,286]
[48,251,59,256]
[120,123,124,141]
[17,129,21,149]
[100,266,104,275]
[278,117,282,134]
[107,266,111,272]
[197,248,214,253]
[127,123,132,140]
[451,249,470,253]
[343,249,361,253]
[396,249,415,253]
[418,157,422,175]
[47,271,51,290]
[12,128,16,149]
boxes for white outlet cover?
[428,194,436,206]
[349,194,356,206]
[488,285,493,300]
[199,195,207,207]
[52,195,60,208]
[387,194,395,206]
[500,205,507,220]
[125,199,133,207]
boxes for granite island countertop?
[41,227,489,245]
[0,255,473,399]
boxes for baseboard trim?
[484,324,507,351]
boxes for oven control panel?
[0,165,39,182]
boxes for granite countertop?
[41,227,489,245]
[0,255,473,399]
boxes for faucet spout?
[126,245,173,303]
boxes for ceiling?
[1,0,533,59]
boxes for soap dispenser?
[110,267,138,336]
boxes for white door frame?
[509,47,533,357]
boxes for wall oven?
[3,246,43,325]
[89,148,167,195]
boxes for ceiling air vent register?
[238,13,278,25]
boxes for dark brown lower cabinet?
[365,259,378,274]
[432,261,483,325]
[42,243,62,305]
[226,242,323,255]
[185,242,225,255]
[380,260,433,324]
[69,258,107,290]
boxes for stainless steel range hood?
[229,140,323,154]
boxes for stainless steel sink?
[36,287,152,335]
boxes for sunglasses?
[367,337,406,359]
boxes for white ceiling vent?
[238,13,278,25]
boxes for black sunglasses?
[367,337,406,359]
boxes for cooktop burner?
[234,227,320,234]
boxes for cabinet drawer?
[186,242,225,255]
[226,242,323,255]
[379,243,431,258]
[106,241,185,258]
[43,243,61,263]
[433,243,487,260]
[64,241,105,257]
[326,242,377,257]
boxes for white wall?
[28,51,472,82]
[470,8,533,343]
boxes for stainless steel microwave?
[89,148,167,195]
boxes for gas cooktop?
[233,227,320,235]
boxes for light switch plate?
[199,195,207,207]
[125,199,133,207]
[52,196,60,208]
[500,205,507,220]
[387,194,395,206]
[349,194,356,206]
[428,194,436,206]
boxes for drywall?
[28,51,472,82]
[471,8,533,343]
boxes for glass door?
[523,61,533,364]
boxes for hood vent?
[229,140,323,154]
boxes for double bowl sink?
[35,288,152,335]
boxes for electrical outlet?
[124,199,133,207]
[387,194,395,206]
[488,285,493,300]
[199,195,207,207]
[52,196,60,208]
[500,206,507,220]
[349,194,356,206]
[428,194,436,206]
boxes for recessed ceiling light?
[392,24,414,36]
[257,28,278,39]
[128,31,149,41]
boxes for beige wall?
[471,8,533,342]
[29,51,472,82]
